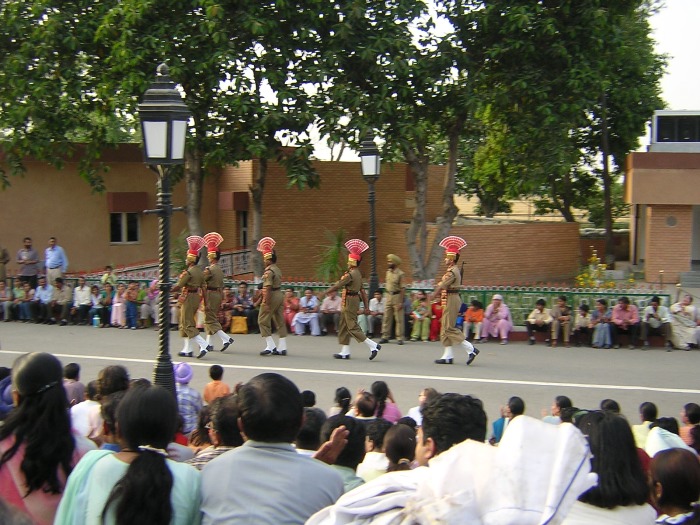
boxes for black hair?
[63,362,80,380]
[355,392,377,418]
[209,365,224,381]
[690,426,700,455]
[101,390,127,438]
[103,385,177,525]
[396,417,417,430]
[97,365,130,399]
[600,399,620,414]
[420,393,487,454]
[0,353,74,496]
[650,448,700,522]
[385,424,416,472]
[23,237,31,242]
[685,403,700,425]
[596,298,608,307]
[618,296,630,305]
[295,407,327,451]
[371,381,390,420]
[560,406,580,424]
[188,405,213,449]
[650,296,661,304]
[301,390,316,407]
[555,395,573,410]
[558,295,567,302]
[639,401,658,422]
[365,419,393,451]
[575,411,648,508]
[508,396,525,417]
[453,253,460,263]
[55,277,63,285]
[470,300,483,309]
[321,415,366,470]
[536,299,546,306]
[651,417,680,435]
[0,367,10,381]
[210,395,244,448]
[269,251,277,263]
[579,304,590,313]
[238,373,303,443]
[334,387,352,414]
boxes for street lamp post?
[138,64,191,397]
[360,133,381,298]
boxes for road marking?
[3,350,698,395]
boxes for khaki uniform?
[177,265,204,339]
[258,263,287,338]
[438,265,466,347]
[336,268,367,345]
[381,267,406,341]
[203,262,225,335]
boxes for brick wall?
[645,204,692,283]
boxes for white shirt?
[369,297,385,314]
[70,399,101,437]
[642,305,670,328]
[73,285,92,306]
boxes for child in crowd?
[124,281,139,330]
[429,299,443,342]
[203,364,231,404]
[111,283,126,328]
[463,300,484,341]
[174,362,203,436]
[572,303,591,347]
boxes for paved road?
[1,322,698,427]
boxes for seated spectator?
[650,448,700,525]
[490,396,524,446]
[216,286,235,332]
[71,276,91,325]
[563,410,654,524]
[187,395,244,470]
[680,402,700,446]
[87,365,131,445]
[357,299,369,336]
[507,395,525,420]
[98,390,126,452]
[302,390,316,407]
[429,299,443,342]
[526,298,552,345]
[0,281,13,321]
[590,298,613,349]
[232,281,258,334]
[99,282,114,328]
[600,398,621,414]
[9,281,25,321]
[352,391,378,422]
[632,401,658,449]
[321,415,367,492]
[295,407,327,456]
[173,362,202,436]
[203,364,231,405]
[294,288,321,336]
[18,282,35,323]
[110,283,127,328]
[320,290,342,335]
[283,288,300,332]
[371,380,402,423]
[550,295,572,347]
[139,279,159,328]
[406,387,440,427]
[0,352,95,524]
[357,419,393,482]
[611,296,640,349]
[367,290,385,337]
[640,295,671,349]
[55,384,202,524]
[542,395,572,425]
[645,417,697,458]
[384,423,416,472]
[70,380,101,438]
[32,276,53,324]
[463,299,484,341]
[328,386,352,417]
[480,294,513,345]
[200,373,344,524]
[50,278,72,326]
[409,291,431,342]
[62,362,85,407]
[572,303,592,347]
[87,285,102,326]
[670,294,699,351]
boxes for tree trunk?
[185,149,203,236]
[404,146,430,280]
[250,157,267,278]
[600,93,615,267]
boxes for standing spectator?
[110,283,126,328]
[669,294,699,351]
[202,365,231,404]
[550,295,572,347]
[62,362,85,407]
[173,362,203,436]
[640,295,672,349]
[71,276,91,325]
[320,289,342,335]
[367,290,385,337]
[526,298,552,345]
[480,294,513,345]
[0,352,95,524]
[590,298,613,349]
[100,265,117,286]
[283,288,300,332]
[0,281,12,321]
[44,237,68,286]
[32,276,53,324]
[0,241,9,282]
[572,303,592,347]
[15,237,40,289]
[55,385,202,525]
[294,288,321,336]
[49,278,72,326]
[379,254,406,346]
[200,373,344,524]
[124,281,139,330]
[611,296,640,349]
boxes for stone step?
[680,272,700,287]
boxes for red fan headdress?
[203,232,224,256]
[257,237,276,260]
[345,239,369,266]
[186,236,206,260]
[439,236,467,259]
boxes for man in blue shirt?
[33,275,54,323]
[45,236,68,285]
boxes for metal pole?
[368,179,379,298]
[153,165,176,398]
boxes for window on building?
[238,211,248,248]
[110,213,140,244]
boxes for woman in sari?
[669,294,699,350]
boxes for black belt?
[446,290,461,294]
[186,287,200,292]
[345,291,359,296]
[390,291,401,295]
[48,266,61,269]
[272,287,281,291]
[207,287,222,291]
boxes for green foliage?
[170,230,189,277]
[585,180,630,228]
[315,229,347,283]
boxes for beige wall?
[626,152,700,205]
[644,204,693,283]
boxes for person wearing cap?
[173,362,203,436]
[173,236,213,359]
[481,294,513,345]
[202,232,235,352]
[325,239,381,360]
[432,236,479,365]
[378,254,406,346]
[257,237,289,356]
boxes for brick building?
[1,143,581,284]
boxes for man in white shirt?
[293,287,321,336]
[72,276,92,325]
[640,295,671,349]
[368,290,385,337]
[320,290,342,335]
